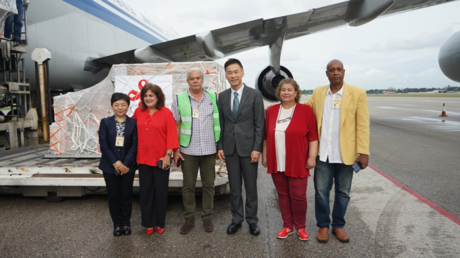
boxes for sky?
[130,0,460,90]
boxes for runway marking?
[368,164,460,226]
[371,107,460,116]
[400,116,460,131]
[371,106,400,109]
[422,110,460,115]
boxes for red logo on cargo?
[128,79,148,101]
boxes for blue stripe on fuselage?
[62,0,167,44]
[99,0,169,42]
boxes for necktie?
[233,92,239,118]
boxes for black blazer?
[98,116,138,174]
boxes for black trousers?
[139,164,170,228]
[103,171,135,228]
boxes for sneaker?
[277,227,293,239]
[297,229,310,241]
[180,219,195,234]
[203,217,214,232]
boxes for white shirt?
[275,105,295,172]
[319,85,344,163]
[230,84,244,111]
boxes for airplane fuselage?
[24,0,173,91]
[20,0,460,94]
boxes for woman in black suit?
[99,93,138,237]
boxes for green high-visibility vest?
[177,91,221,147]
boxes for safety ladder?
[0,0,29,119]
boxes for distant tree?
[366,85,460,94]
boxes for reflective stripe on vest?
[177,91,221,147]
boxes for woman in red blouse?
[262,78,318,241]
[132,83,179,235]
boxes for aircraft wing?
[89,0,458,71]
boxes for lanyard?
[277,104,296,124]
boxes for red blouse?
[132,107,179,166]
[265,103,318,178]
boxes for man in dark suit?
[217,58,265,236]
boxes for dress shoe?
[276,227,293,239]
[316,227,329,243]
[203,217,214,232]
[297,229,310,241]
[180,219,195,234]
[249,223,260,236]
[226,222,242,234]
[113,227,122,237]
[146,228,154,235]
[332,228,350,243]
[156,227,165,234]
[122,226,131,235]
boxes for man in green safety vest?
[171,67,221,234]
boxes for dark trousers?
[181,153,216,220]
[4,0,23,41]
[103,171,135,228]
[272,172,308,230]
[139,164,170,228]
[314,158,354,229]
[226,153,258,224]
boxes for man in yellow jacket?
[305,59,369,243]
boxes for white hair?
[187,67,205,80]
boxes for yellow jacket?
[305,82,370,165]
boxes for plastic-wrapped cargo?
[50,62,226,156]
[0,0,18,30]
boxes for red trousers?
[271,172,308,230]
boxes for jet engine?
[439,30,460,83]
[256,66,293,101]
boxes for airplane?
[21,0,460,101]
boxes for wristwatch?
[166,152,172,157]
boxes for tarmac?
[1,96,459,257]
[367,96,460,220]
[1,163,459,257]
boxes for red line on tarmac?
[368,164,460,226]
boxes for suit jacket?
[98,116,138,174]
[305,82,370,165]
[217,84,265,157]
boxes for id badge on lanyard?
[193,109,200,119]
[332,95,341,109]
[115,136,124,147]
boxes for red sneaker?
[146,228,154,235]
[297,229,310,241]
[156,227,165,234]
[277,228,293,239]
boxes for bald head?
[326,59,344,70]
